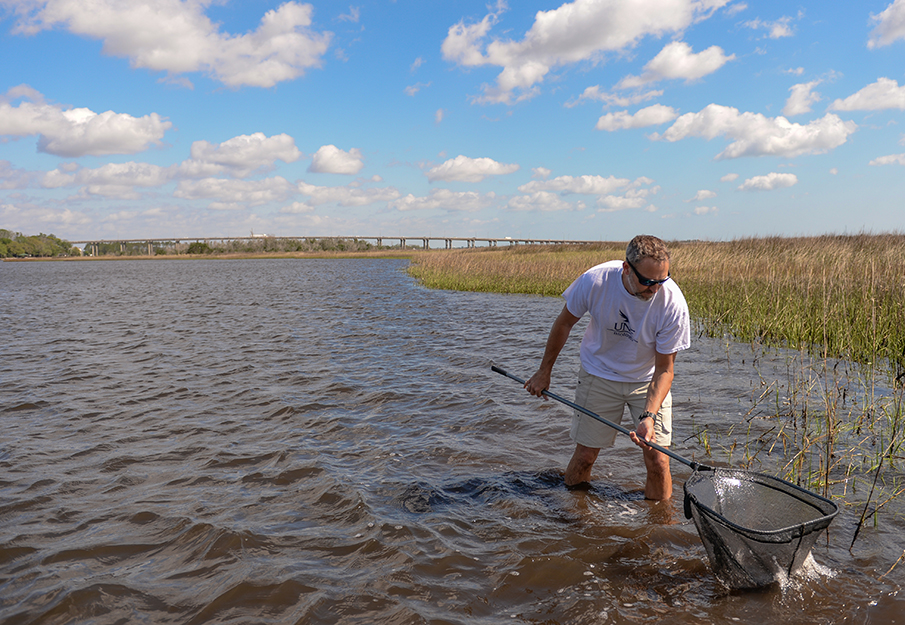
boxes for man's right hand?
[524,369,551,399]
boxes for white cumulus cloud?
[8,0,332,88]
[688,189,717,201]
[738,172,798,191]
[174,177,297,206]
[405,82,431,96]
[391,188,497,212]
[869,0,905,49]
[566,86,663,108]
[514,174,658,213]
[596,104,679,131]
[308,145,365,175]
[830,77,905,111]
[617,41,735,89]
[597,195,647,211]
[531,167,552,179]
[783,80,822,116]
[869,153,905,165]
[0,85,170,157]
[743,15,797,39]
[426,155,519,183]
[656,104,857,159]
[189,133,301,177]
[441,0,731,104]
[279,201,314,214]
[507,191,582,212]
[597,180,660,212]
[297,181,400,206]
[518,174,630,195]
[41,161,170,198]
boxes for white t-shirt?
[563,260,690,383]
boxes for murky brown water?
[1,258,902,624]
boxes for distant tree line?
[95,237,377,256]
[182,237,376,254]
[0,230,79,258]
[1,231,384,258]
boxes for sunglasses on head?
[626,259,670,287]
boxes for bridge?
[70,236,602,256]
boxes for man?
[524,235,690,500]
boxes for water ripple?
[0,258,902,624]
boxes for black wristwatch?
[641,411,657,424]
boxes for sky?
[1,0,904,244]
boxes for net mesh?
[683,467,838,589]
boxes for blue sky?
[1,0,904,243]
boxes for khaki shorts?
[571,365,672,448]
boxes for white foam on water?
[779,553,836,592]
[796,553,836,581]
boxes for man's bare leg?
[643,446,672,500]
[565,443,600,486]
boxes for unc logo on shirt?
[611,310,637,342]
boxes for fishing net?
[489,366,841,590]
[683,467,839,589]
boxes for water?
[1,258,902,624]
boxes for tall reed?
[670,235,905,377]
[408,235,905,522]
[409,235,905,375]
[408,243,626,296]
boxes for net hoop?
[683,467,839,588]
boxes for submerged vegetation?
[408,235,905,534]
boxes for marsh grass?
[410,235,905,374]
[671,234,905,378]
[407,243,626,296]
[409,235,905,531]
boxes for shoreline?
[2,250,419,262]
[7,237,905,374]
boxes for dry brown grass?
[410,235,905,505]
[409,234,905,372]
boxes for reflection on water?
[0,258,902,624]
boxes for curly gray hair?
[626,235,670,264]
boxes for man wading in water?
[524,235,690,500]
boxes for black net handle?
[491,365,707,471]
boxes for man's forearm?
[525,305,581,397]
[538,317,573,373]
[644,363,674,414]
[644,350,677,414]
